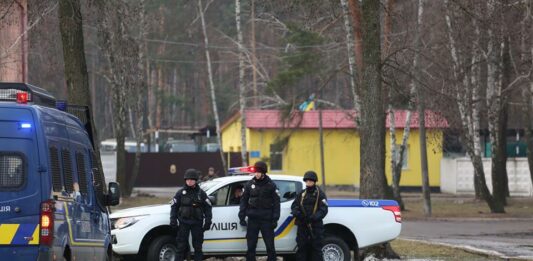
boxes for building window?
[394,144,409,169]
[270,144,283,171]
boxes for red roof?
[222,110,447,130]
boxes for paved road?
[401,219,533,260]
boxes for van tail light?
[382,205,402,223]
[40,200,55,246]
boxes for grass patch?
[325,190,533,220]
[402,196,533,220]
[391,239,501,260]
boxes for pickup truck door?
[203,181,247,253]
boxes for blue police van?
[0,82,120,260]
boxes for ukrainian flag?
[299,100,315,112]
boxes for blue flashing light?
[19,123,32,129]
[56,100,68,111]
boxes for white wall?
[441,157,533,197]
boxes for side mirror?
[208,195,215,205]
[106,182,121,206]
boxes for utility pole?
[318,104,326,193]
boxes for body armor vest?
[248,180,274,209]
[300,188,319,216]
[178,188,203,220]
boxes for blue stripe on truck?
[328,199,399,208]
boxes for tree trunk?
[235,0,248,166]
[198,0,227,173]
[126,0,147,197]
[359,0,386,200]
[525,83,533,189]
[96,0,129,194]
[486,2,507,207]
[382,0,395,58]
[340,0,360,112]
[348,0,363,76]
[250,0,258,108]
[498,36,512,199]
[413,0,431,217]
[58,0,106,188]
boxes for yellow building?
[221,110,446,188]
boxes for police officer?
[291,171,328,261]
[239,161,280,261]
[201,166,218,182]
[170,169,213,261]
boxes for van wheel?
[146,235,177,261]
[322,236,350,261]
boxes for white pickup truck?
[110,174,401,261]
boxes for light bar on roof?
[0,89,32,102]
[227,166,258,175]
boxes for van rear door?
[0,107,41,259]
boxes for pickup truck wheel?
[146,235,178,261]
[322,236,350,261]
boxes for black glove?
[240,219,247,227]
[170,220,178,230]
[310,214,320,222]
[292,210,302,219]
[272,221,278,229]
[203,222,212,231]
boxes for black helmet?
[184,168,199,180]
[253,161,268,174]
[303,171,318,182]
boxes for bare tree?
[127,0,148,197]
[525,82,533,187]
[348,0,364,75]
[414,0,431,217]
[198,0,227,173]
[444,0,504,213]
[340,0,360,111]
[58,0,110,196]
[95,0,132,194]
[485,0,507,207]
[235,0,248,166]
[385,0,412,211]
[519,0,533,192]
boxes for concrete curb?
[399,238,533,261]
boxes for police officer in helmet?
[239,161,280,261]
[170,169,212,261]
[291,170,328,261]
